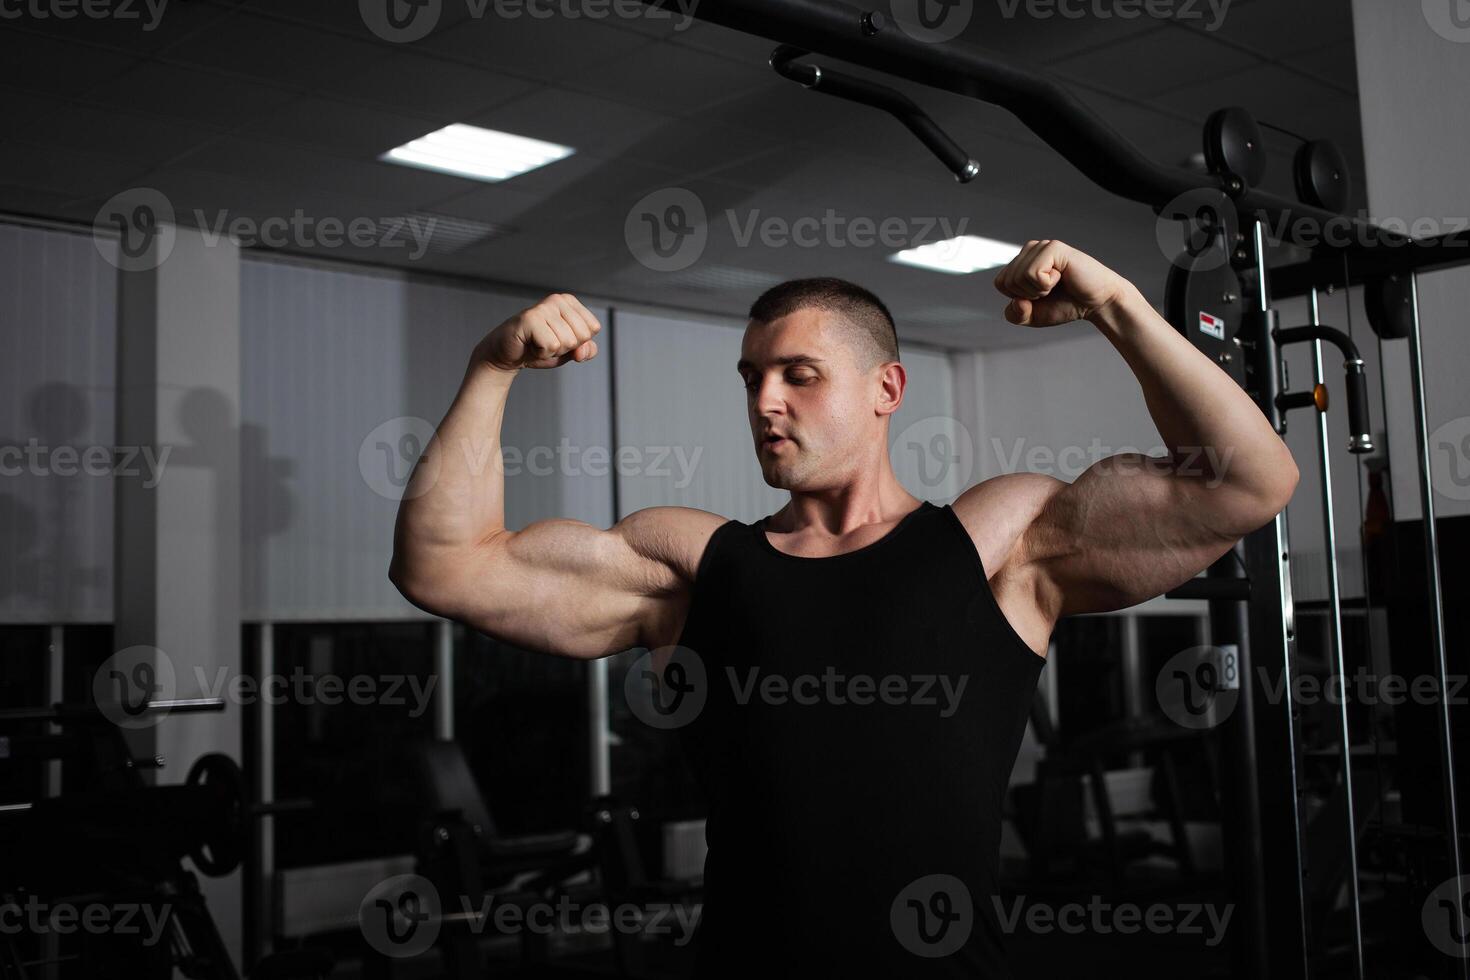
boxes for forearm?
[1088,282,1298,501]
[391,357,520,574]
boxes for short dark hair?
[747,277,899,370]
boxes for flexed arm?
[977,241,1299,621]
[389,293,722,658]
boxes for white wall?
[1352,0,1470,522]
[0,223,116,623]
[238,255,613,621]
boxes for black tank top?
[673,500,1048,978]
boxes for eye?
[788,370,816,384]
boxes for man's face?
[738,308,898,491]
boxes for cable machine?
[634,2,1468,976]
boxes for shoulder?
[950,475,1068,656]
[614,506,734,588]
[950,473,1067,576]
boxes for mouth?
[762,434,791,452]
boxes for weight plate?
[1166,237,1248,388]
[1204,106,1266,189]
[1293,139,1351,213]
[186,753,245,877]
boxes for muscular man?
[390,240,1299,977]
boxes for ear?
[875,360,907,417]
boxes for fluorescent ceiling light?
[888,235,1022,274]
[380,123,574,182]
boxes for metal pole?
[590,659,611,797]
[1405,273,1467,980]
[1308,287,1365,980]
[435,620,454,741]
[255,622,275,966]
[1246,219,1311,977]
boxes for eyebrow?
[735,354,826,373]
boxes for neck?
[771,474,922,536]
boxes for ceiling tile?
[1171,0,1355,59]
[464,86,676,159]
[0,31,141,96]
[163,12,392,88]
[313,49,535,121]
[83,61,299,126]
[564,39,770,116]
[1052,25,1262,99]
[236,96,445,159]
[414,11,657,82]
[0,0,241,55]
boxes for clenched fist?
[992,239,1127,327]
[477,293,602,370]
